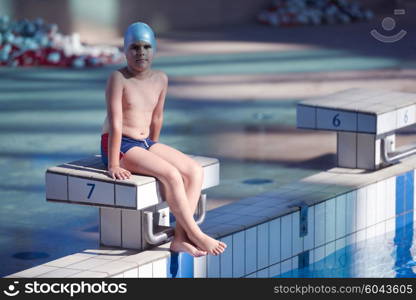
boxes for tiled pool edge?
[6,156,416,278]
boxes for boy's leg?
[149,143,209,253]
[120,146,226,255]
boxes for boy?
[100,22,226,256]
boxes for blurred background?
[0,0,415,277]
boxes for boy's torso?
[102,68,164,140]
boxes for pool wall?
[6,157,416,278]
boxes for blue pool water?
[275,221,416,278]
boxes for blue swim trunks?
[100,133,157,167]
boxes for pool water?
[275,221,416,278]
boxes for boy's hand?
[108,166,131,180]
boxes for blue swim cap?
[124,22,157,53]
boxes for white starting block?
[297,88,416,170]
[45,155,219,250]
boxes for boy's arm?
[106,71,124,170]
[149,72,168,142]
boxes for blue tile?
[257,268,269,278]
[292,211,303,256]
[396,174,405,215]
[232,231,245,278]
[269,263,281,277]
[314,202,325,247]
[245,227,257,275]
[207,252,220,278]
[345,191,357,235]
[405,171,414,212]
[220,235,233,278]
[257,223,269,269]
[269,218,281,264]
[336,194,346,239]
[325,198,336,243]
[281,214,292,260]
[168,252,194,278]
[303,205,314,251]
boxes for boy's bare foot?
[170,236,207,257]
[190,232,227,256]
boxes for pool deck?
[6,152,416,278]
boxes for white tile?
[357,113,376,133]
[377,111,397,134]
[207,253,220,278]
[297,105,316,129]
[68,258,109,270]
[269,263,281,277]
[138,263,152,278]
[317,108,357,131]
[346,191,357,234]
[202,162,220,190]
[385,218,395,234]
[115,184,136,208]
[367,225,376,240]
[376,180,387,224]
[375,221,386,237]
[325,242,336,268]
[280,259,292,275]
[335,237,346,251]
[124,268,138,278]
[269,218,281,265]
[136,181,162,210]
[385,177,396,220]
[68,177,114,205]
[325,198,336,243]
[325,241,336,256]
[337,132,357,168]
[292,212,303,256]
[281,214,292,260]
[257,269,269,278]
[356,187,367,231]
[345,233,356,246]
[194,256,207,278]
[100,207,121,247]
[356,229,366,243]
[45,253,95,268]
[357,133,377,170]
[314,202,325,247]
[257,223,269,270]
[397,105,415,128]
[366,183,377,227]
[45,173,67,201]
[121,210,142,250]
[335,194,347,239]
[220,235,233,278]
[291,256,298,271]
[232,231,245,278]
[313,246,325,263]
[68,271,107,278]
[111,273,123,278]
[303,205,314,251]
[37,268,82,278]
[152,258,167,278]
[245,227,257,275]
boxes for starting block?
[297,88,416,170]
[45,155,219,250]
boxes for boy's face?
[125,41,154,72]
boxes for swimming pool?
[274,221,416,278]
